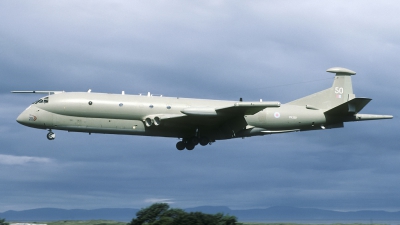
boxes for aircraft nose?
[16,108,30,125]
[16,112,26,124]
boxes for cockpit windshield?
[32,97,49,104]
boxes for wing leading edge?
[180,101,281,116]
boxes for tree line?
[128,203,240,225]
[0,203,239,225]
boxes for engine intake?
[144,117,153,127]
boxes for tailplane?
[287,67,393,121]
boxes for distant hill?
[2,206,400,222]
[0,208,138,222]
[186,206,400,222]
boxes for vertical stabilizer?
[287,67,356,110]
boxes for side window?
[44,97,49,103]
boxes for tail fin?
[287,67,357,110]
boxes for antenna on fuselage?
[87,89,92,93]
[11,91,64,95]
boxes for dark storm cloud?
[0,0,399,213]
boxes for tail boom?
[347,114,394,121]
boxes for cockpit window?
[32,97,49,104]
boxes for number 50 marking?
[335,87,344,94]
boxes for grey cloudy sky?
[1,0,399,213]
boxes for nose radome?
[16,112,26,124]
[16,109,30,125]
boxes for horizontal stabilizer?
[325,98,371,115]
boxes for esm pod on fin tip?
[13,67,393,150]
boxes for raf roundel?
[274,112,281,118]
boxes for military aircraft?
[13,67,392,150]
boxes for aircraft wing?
[216,101,281,115]
[180,101,281,116]
[150,101,281,129]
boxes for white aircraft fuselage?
[14,67,393,150]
